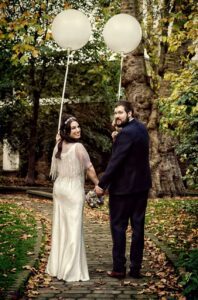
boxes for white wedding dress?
[46,142,92,282]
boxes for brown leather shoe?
[107,270,126,279]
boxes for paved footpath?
[2,195,183,299]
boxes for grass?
[146,197,198,299]
[145,198,198,252]
[0,202,37,298]
[0,194,197,298]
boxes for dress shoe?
[128,269,143,279]
[107,270,126,279]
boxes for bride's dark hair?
[55,114,79,159]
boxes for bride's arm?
[86,165,99,186]
[76,143,99,185]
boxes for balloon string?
[58,48,71,131]
[118,53,124,101]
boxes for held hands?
[94,185,104,196]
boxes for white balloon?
[52,9,91,50]
[103,14,142,54]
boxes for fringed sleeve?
[75,143,92,170]
[49,145,58,180]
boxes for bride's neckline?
[61,142,77,154]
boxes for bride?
[46,114,99,282]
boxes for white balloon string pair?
[118,52,124,101]
[58,48,71,131]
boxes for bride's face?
[69,121,81,140]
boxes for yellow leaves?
[147,198,198,251]
[40,3,46,10]
[8,32,15,39]
[43,276,52,286]
[156,271,167,278]
[11,43,40,64]
[84,202,109,223]
[160,17,168,23]
[0,2,8,10]
[37,29,44,36]
[187,231,197,243]
[64,3,71,9]
[50,285,58,290]
[19,212,28,219]
[23,11,31,18]
[12,44,21,54]
[22,265,33,270]
[122,280,130,286]
[9,247,15,252]
[27,290,39,297]
[32,49,39,58]
[94,279,106,286]
[10,268,16,273]
[161,36,167,43]
[23,44,35,52]
[95,268,105,273]
[45,32,52,40]
[164,72,177,81]
[21,233,33,240]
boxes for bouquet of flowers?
[86,190,104,208]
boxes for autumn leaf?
[95,268,104,273]
[21,233,33,240]
[22,265,33,270]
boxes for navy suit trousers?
[109,191,148,272]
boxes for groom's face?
[114,105,132,127]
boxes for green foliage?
[0,98,32,175]
[180,199,198,216]
[159,64,198,188]
[0,98,31,148]
[146,198,198,298]
[0,203,37,298]
[143,0,197,93]
[176,250,198,298]
[0,0,120,97]
[83,126,111,152]
[0,0,120,177]
[42,60,120,103]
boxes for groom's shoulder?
[128,119,147,131]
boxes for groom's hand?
[95,185,104,196]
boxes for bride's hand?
[94,185,104,196]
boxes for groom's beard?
[115,116,130,128]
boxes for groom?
[95,100,152,279]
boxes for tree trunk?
[25,90,40,185]
[121,0,185,197]
[25,52,46,185]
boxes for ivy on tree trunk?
[121,0,185,197]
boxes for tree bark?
[121,0,185,197]
[25,89,40,185]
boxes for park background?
[0,0,197,299]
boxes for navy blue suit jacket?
[99,119,152,195]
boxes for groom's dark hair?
[115,100,134,115]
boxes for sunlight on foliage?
[159,64,198,188]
